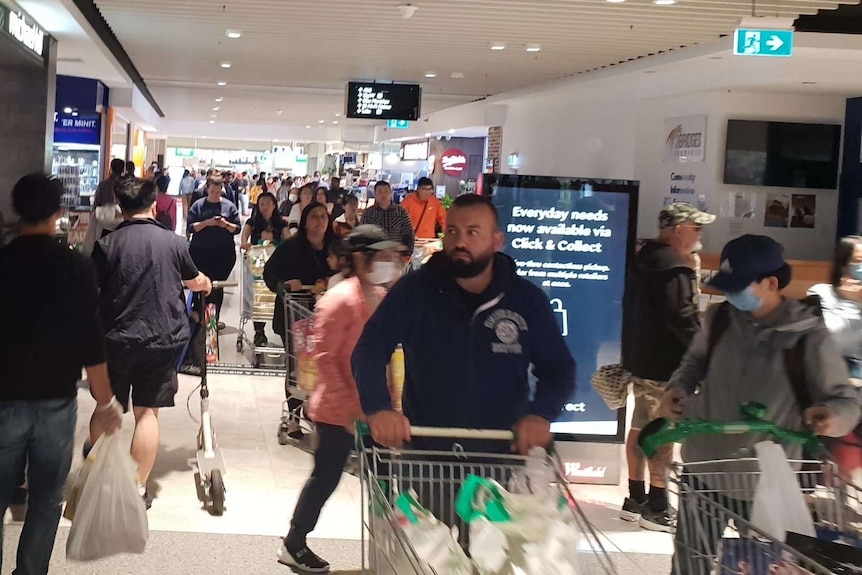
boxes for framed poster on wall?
[664,115,707,163]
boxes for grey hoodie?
[669,298,861,468]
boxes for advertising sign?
[0,2,47,62]
[401,140,429,161]
[664,115,706,163]
[484,174,638,441]
[54,112,101,146]
[440,148,467,176]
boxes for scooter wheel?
[277,426,290,446]
[210,470,225,516]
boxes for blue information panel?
[483,175,638,442]
[54,112,101,146]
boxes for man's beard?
[691,240,703,253]
[447,249,495,279]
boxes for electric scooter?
[192,280,235,516]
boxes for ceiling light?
[212,107,220,111]
[318,120,325,124]
[63,107,72,113]
[451,72,465,79]
[424,132,431,137]
[306,125,311,129]
[217,81,227,86]
[71,112,78,117]
[448,129,456,134]
[209,120,215,124]
[276,109,283,115]
[226,29,241,39]
[652,0,676,4]
[201,136,207,139]
[491,42,506,51]
[335,113,341,117]
[219,61,232,68]
[424,72,437,78]
[273,139,279,142]
[210,114,217,118]
[214,97,223,102]
[525,43,541,52]
[333,121,339,124]
[606,0,626,3]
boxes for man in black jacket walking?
[620,203,714,532]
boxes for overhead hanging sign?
[0,2,47,61]
[734,28,794,58]
[440,148,468,176]
[663,116,706,163]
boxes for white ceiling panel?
[90,0,859,134]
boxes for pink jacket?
[307,277,386,428]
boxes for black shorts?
[106,346,180,412]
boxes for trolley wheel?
[253,354,261,369]
[236,339,243,353]
[277,424,290,446]
[209,470,225,516]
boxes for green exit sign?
[387,119,410,129]
[174,147,196,157]
[734,29,793,57]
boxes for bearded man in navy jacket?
[353,194,576,454]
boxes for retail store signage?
[734,28,793,58]
[386,119,410,129]
[54,112,101,146]
[0,2,46,60]
[663,116,706,163]
[440,148,467,176]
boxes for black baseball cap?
[708,235,790,293]
[346,225,402,253]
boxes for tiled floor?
[2,239,673,574]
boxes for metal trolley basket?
[359,426,626,575]
[276,290,318,446]
[238,243,285,367]
[639,404,862,575]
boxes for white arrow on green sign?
[733,29,793,57]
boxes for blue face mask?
[851,264,862,282]
[725,286,762,312]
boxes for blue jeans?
[0,399,77,575]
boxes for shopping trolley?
[639,403,862,574]
[358,426,625,575]
[237,243,285,368]
[276,289,318,446]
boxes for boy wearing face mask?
[662,235,861,574]
[277,225,402,573]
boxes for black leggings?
[286,423,354,549]
[189,246,236,317]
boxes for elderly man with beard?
[353,194,575,455]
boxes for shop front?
[428,136,486,198]
[0,0,55,226]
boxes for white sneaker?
[277,543,330,573]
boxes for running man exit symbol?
[550,299,569,337]
[733,29,793,57]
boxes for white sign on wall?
[663,115,706,163]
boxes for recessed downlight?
[219,61,232,68]
[335,113,341,117]
[424,71,437,78]
[451,72,465,79]
[214,97,223,102]
[305,125,311,129]
[217,81,227,86]
[606,0,626,3]
[318,120,325,124]
[212,107,220,111]
[226,29,241,39]
[332,120,339,124]
[525,43,541,52]
[653,0,676,5]
[490,42,506,51]
[209,120,215,124]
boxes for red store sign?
[440,148,467,177]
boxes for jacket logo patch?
[485,310,527,355]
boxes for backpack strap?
[705,302,732,371]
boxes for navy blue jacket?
[352,252,576,432]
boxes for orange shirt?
[401,192,446,239]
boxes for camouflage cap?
[658,203,716,229]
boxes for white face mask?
[288,194,298,203]
[366,260,400,285]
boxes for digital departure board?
[345,82,421,121]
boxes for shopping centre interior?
[3,0,862,573]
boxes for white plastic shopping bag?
[751,441,816,542]
[395,490,472,575]
[66,434,149,561]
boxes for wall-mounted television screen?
[723,119,841,189]
[345,82,421,121]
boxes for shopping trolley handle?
[355,422,515,441]
[637,402,821,459]
[211,281,237,290]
